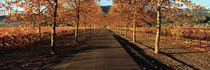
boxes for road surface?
[46,29,140,70]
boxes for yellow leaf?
[166,6,169,8]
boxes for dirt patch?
[111,30,208,70]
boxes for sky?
[0,0,209,15]
[0,0,209,8]
[98,0,113,6]
[192,0,210,9]
[99,0,210,9]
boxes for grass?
[0,27,93,48]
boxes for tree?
[151,0,205,53]
[1,0,105,54]
[108,0,205,53]
[109,0,149,42]
[74,0,80,42]
[73,0,105,42]
[50,0,58,54]
[1,0,53,41]
[155,0,163,53]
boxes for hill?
[0,16,6,22]
[100,6,110,14]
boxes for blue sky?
[98,0,113,6]
[99,0,210,9]
[0,0,209,15]
[0,0,209,8]
[192,0,210,9]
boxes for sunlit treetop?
[107,0,206,27]
[0,0,105,27]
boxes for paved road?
[48,29,140,70]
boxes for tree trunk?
[115,27,116,33]
[120,25,122,36]
[50,0,58,54]
[75,0,80,42]
[93,24,95,32]
[38,23,41,40]
[118,27,120,34]
[155,0,163,54]
[132,3,137,42]
[38,23,42,46]
[38,1,41,43]
[75,19,79,42]
[89,24,92,32]
[116,27,118,34]
[2,39,4,49]
[125,24,128,38]
[84,17,87,34]
[84,24,86,34]
[133,20,136,42]
[117,27,119,34]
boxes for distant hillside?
[0,16,6,22]
[0,15,24,26]
[100,6,110,14]
[176,9,210,23]
[197,9,210,23]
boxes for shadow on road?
[113,34,173,70]
[136,41,200,70]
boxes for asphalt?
[48,29,140,70]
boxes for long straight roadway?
[47,29,140,70]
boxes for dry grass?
[0,27,76,37]
[135,27,210,41]
[117,27,210,52]
[0,27,90,48]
